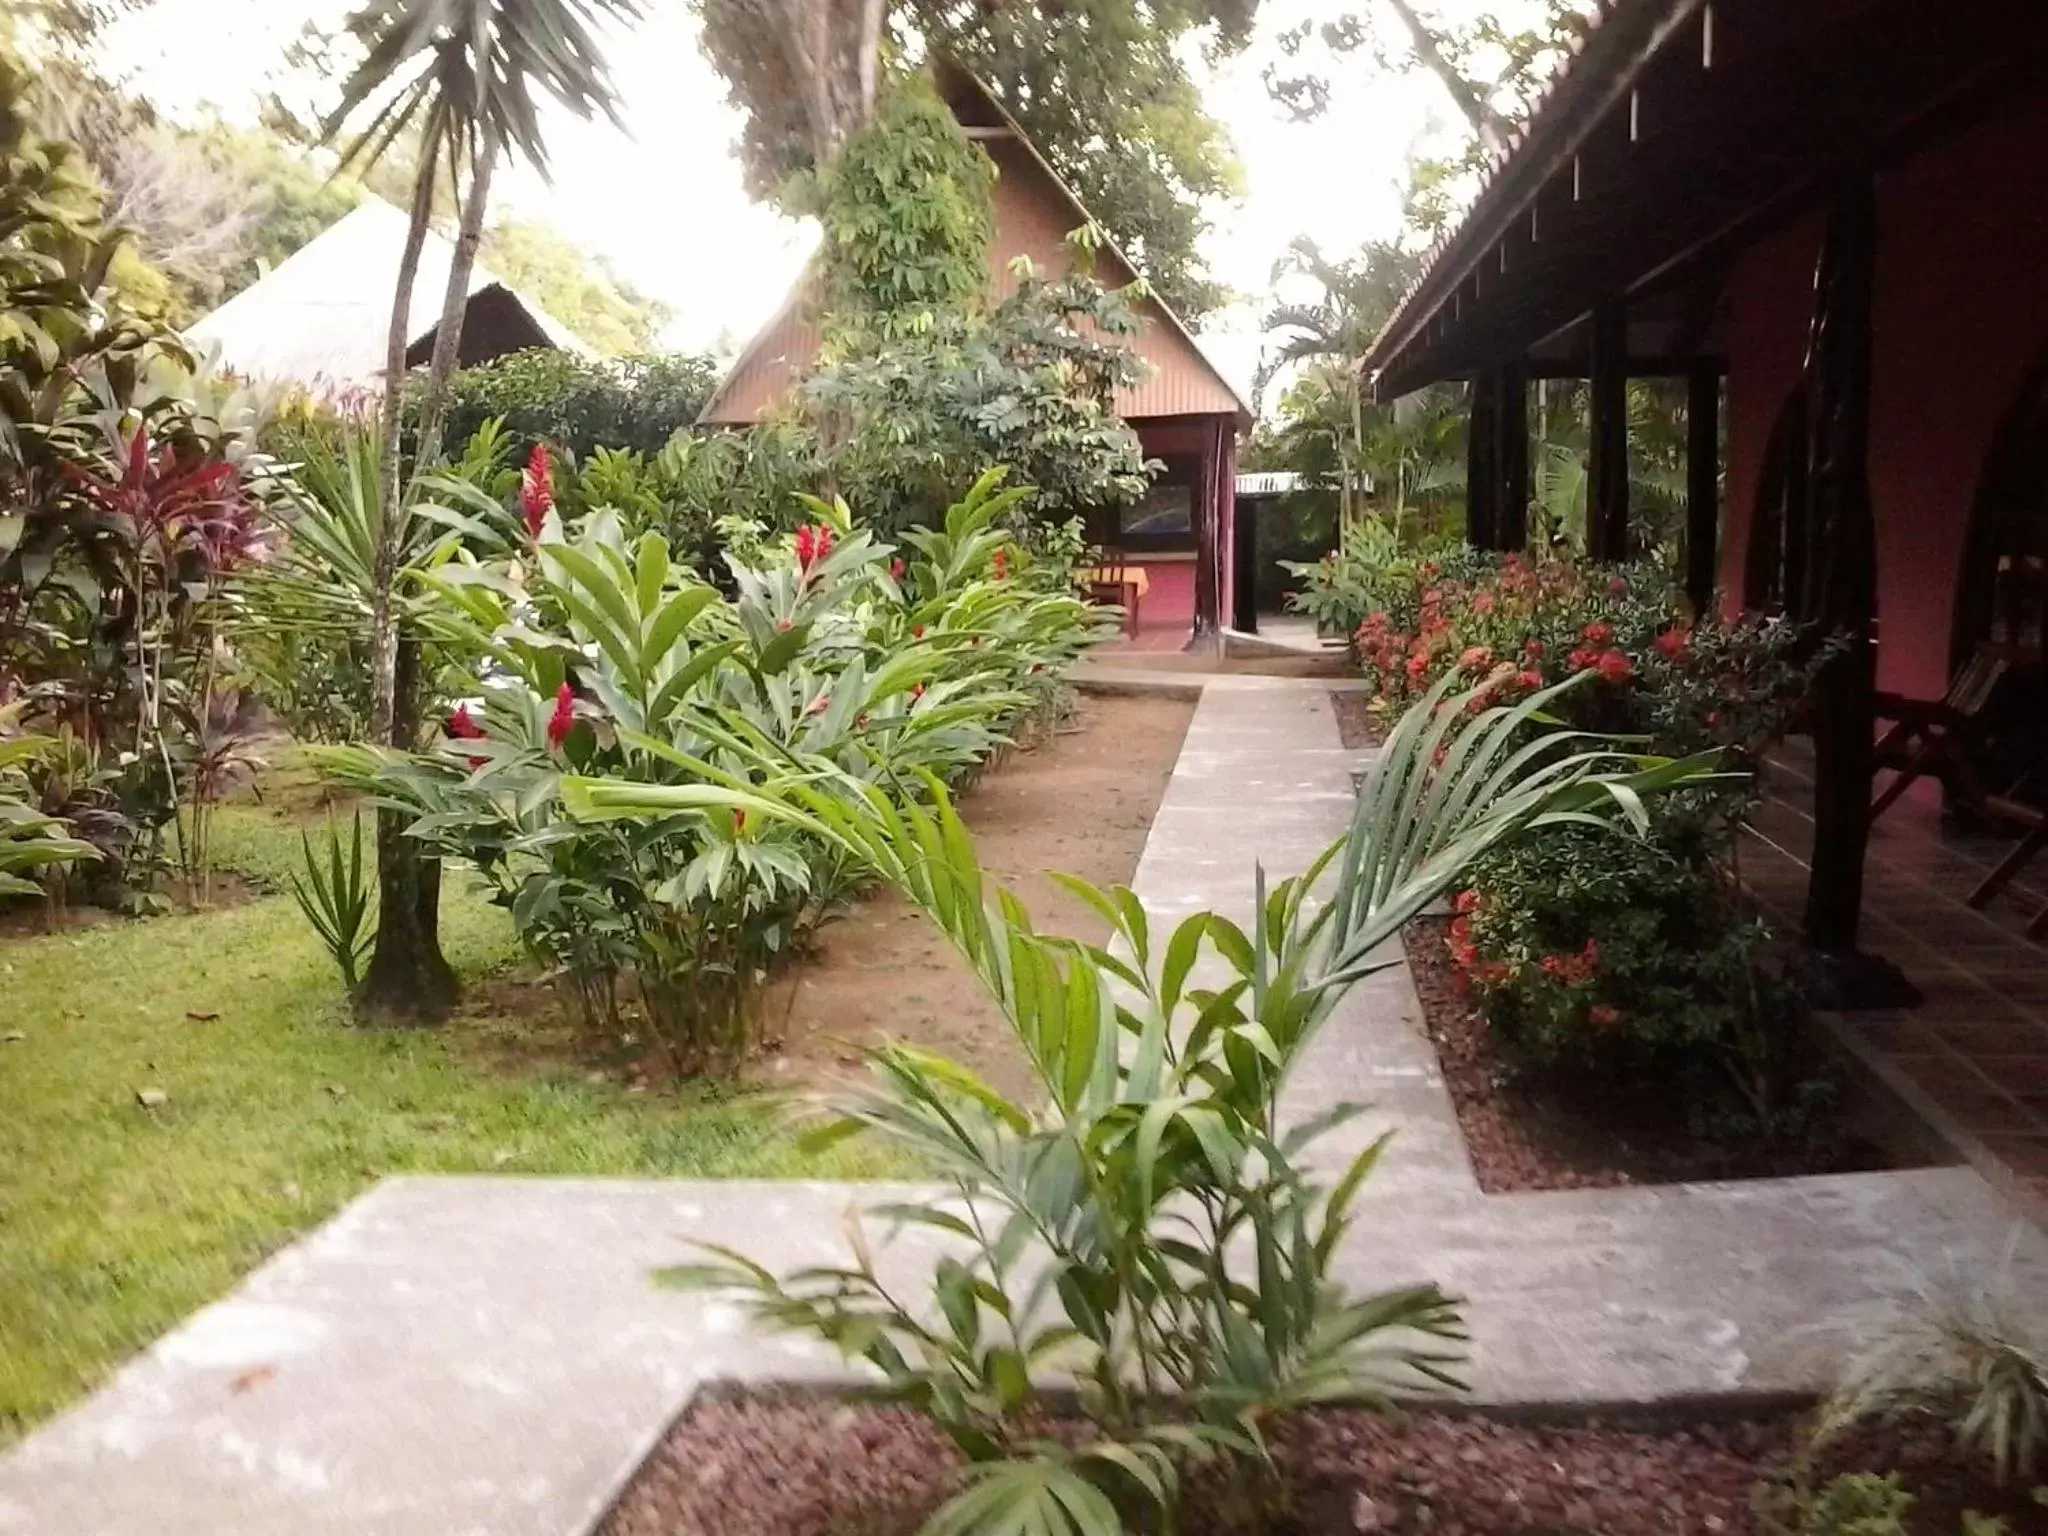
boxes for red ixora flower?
[1654,625,1692,660]
[794,523,835,574]
[1452,888,1483,916]
[521,445,553,539]
[546,682,575,751]
[1524,639,1545,661]
[1607,575,1630,597]
[1589,1004,1621,1028]
[1582,621,1614,646]
[991,548,1009,581]
[1594,648,1634,686]
[1457,644,1494,674]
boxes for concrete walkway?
[4,678,2046,1536]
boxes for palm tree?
[320,0,639,1017]
[1261,239,1392,526]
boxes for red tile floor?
[1745,742,2048,1222]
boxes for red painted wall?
[1720,91,2048,701]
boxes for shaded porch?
[1746,741,2048,1218]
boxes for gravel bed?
[599,1391,2030,1535]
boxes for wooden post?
[1188,418,1224,650]
[1466,370,1499,548]
[1798,176,1914,1007]
[1685,363,1720,613]
[1497,364,1530,553]
[1587,303,1630,561]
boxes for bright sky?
[97,0,1550,402]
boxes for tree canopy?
[695,0,1256,321]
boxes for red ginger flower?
[448,704,488,768]
[521,445,553,539]
[546,682,575,751]
[889,558,906,581]
[794,523,835,574]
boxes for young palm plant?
[562,672,1726,1536]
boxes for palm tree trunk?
[413,145,497,472]
[368,155,436,748]
[359,147,493,1025]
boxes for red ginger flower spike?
[795,523,835,574]
[889,558,906,582]
[448,704,485,740]
[546,682,575,751]
[521,445,553,539]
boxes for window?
[1114,455,1201,549]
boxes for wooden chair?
[1966,793,2048,935]
[1868,644,2020,822]
[1080,546,1141,638]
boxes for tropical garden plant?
[310,466,1105,1072]
[562,672,1723,1536]
[1,35,277,912]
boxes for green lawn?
[0,793,875,1444]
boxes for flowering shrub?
[1447,806,1806,1122]
[1353,550,1817,761]
[1357,552,1828,1121]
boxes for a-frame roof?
[699,60,1251,431]
[186,197,590,394]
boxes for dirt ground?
[757,691,1194,1100]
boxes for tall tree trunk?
[368,157,436,747]
[1383,0,1510,154]
[359,147,495,1024]
[414,147,497,472]
[360,634,460,1018]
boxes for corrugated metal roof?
[1236,471,1304,496]
[1361,0,1693,389]
[701,62,1250,430]
[185,197,591,393]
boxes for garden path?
[3,675,2046,1536]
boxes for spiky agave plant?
[560,671,1727,1536]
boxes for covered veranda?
[1359,0,2048,1213]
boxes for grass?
[0,787,881,1445]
